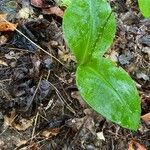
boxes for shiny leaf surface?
[76,58,141,130]
[138,0,150,18]
[63,0,116,65]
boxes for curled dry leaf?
[0,14,17,31]
[141,113,150,122]
[128,140,147,150]
[42,6,64,18]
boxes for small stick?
[1,17,65,66]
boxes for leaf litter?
[0,0,149,149]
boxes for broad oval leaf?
[76,58,141,130]
[63,0,116,65]
[138,0,150,18]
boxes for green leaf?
[138,0,150,18]
[57,0,72,7]
[76,58,141,130]
[63,0,116,65]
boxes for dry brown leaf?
[0,22,17,31]
[58,50,76,63]
[0,14,17,31]
[31,0,44,8]
[40,128,60,138]
[4,111,33,131]
[141,113,150,122]
[0,59,8,66]
[42,6,64,18]
[0,14,7,21]
[4,110,16,129]
[13,118,33,131]
[15,140,27,147]
[96,132,105,141]
[128,140,147,150]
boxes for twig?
[31,111,39,142]
[49,82,76,114]
[1,17,65,66]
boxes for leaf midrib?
[80,0,93,65]
[81,1,113,64]
[93,11,113,56]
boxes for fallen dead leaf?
[40,128,60,138]
[3,110,16,129]
[108,50,119,62]
[15,140,27,147]
[128,140,147,150]
[0,22,17,32]
[58,50,76,63]
[31,0,44,8]
[97,132,105,141]
[42,6,64,18]
[13,118,34,131]
[0,59,8,66]
[141,113,150,122]
[4,111,33,131]
[0,13,17,31]
[0,14,7,22]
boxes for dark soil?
[0,0,149,149]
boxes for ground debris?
[0,0,150,149]
[128,140,147,150]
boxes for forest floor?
[0,0,149,149]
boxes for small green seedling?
[63,0,141,130]
[138,0,150,18]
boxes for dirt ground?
[0,0,149,149]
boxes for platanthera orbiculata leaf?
[76,58,141,130]
[138,0,150,18]
[63,0,116,65]
[63,0,141,130]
